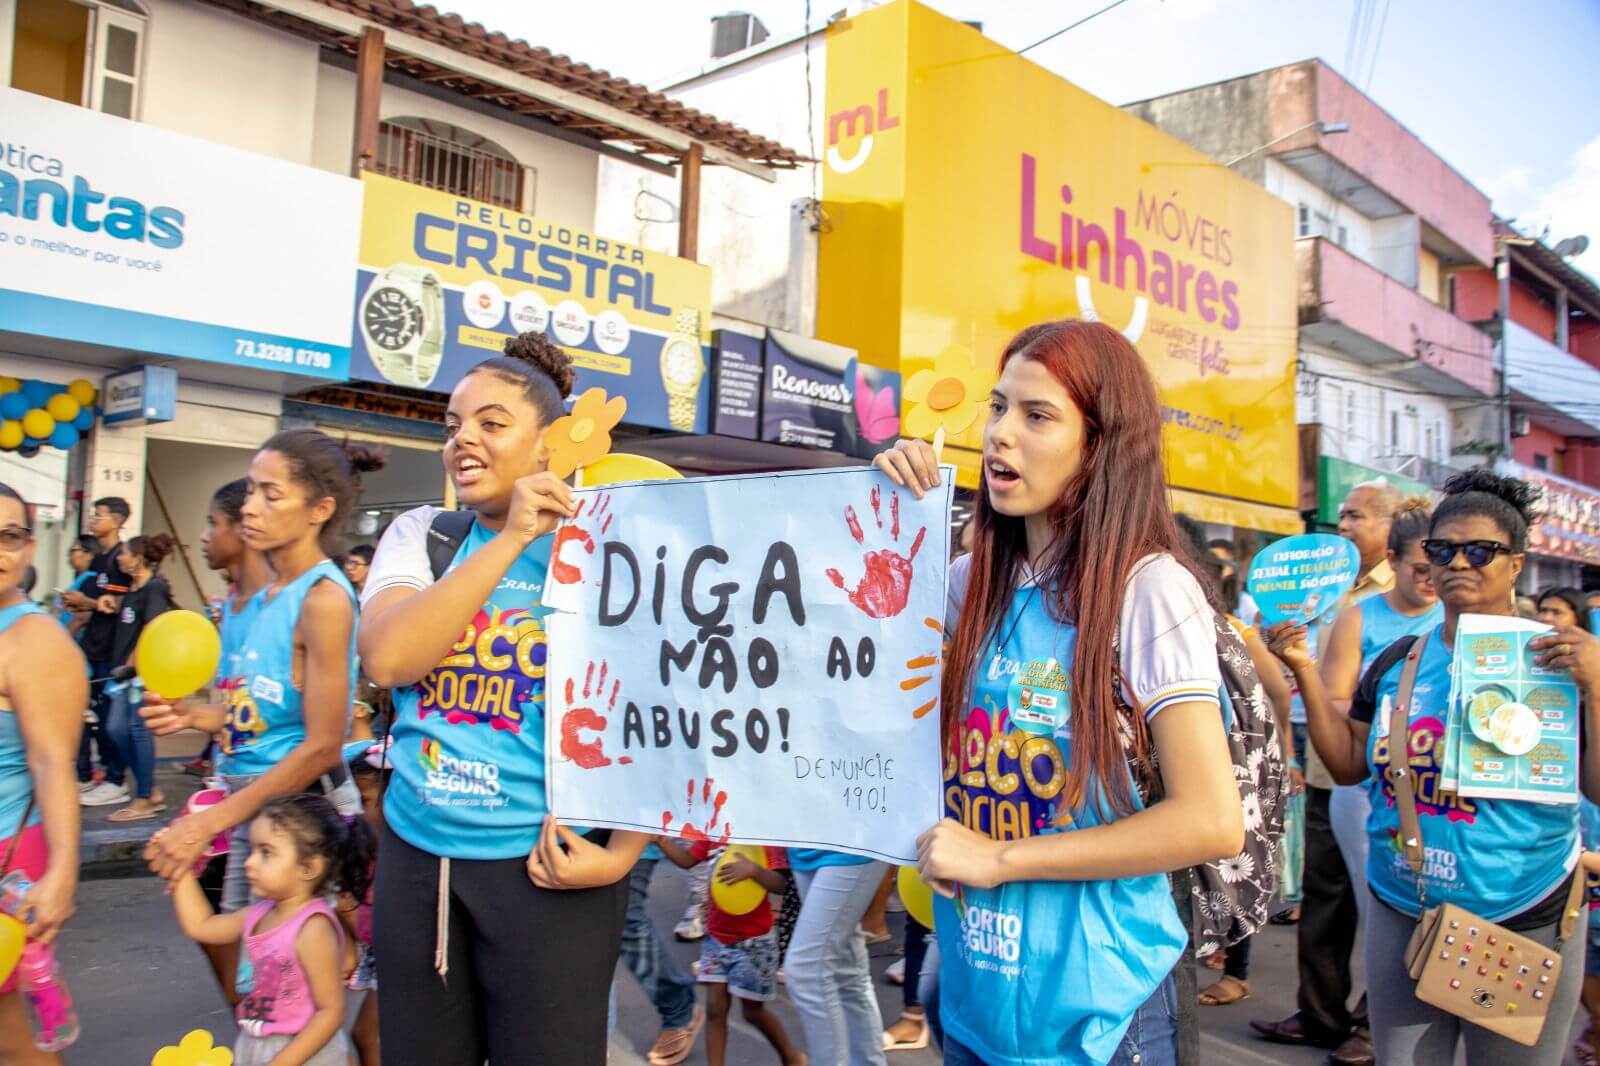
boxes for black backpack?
[425,510,476,581]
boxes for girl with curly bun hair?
[357,332,646,1064]
[1269,469,1600,1063]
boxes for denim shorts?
[698,929,778,1001]
[1587,923,1600,978]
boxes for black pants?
[372,825,628,1065]
[1296,786,1364,1040]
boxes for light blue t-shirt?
[1359,624,1579,922]
[0,603,46,836]
[934,557,1218,1066]
[222,561,357,775]
[788,849,872,873]
[382,518,555,861]
[213,591,263,776]
[1357,595,1443,673]
[55,572,92,626]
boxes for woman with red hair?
[876,320,1244,1065]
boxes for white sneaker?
[886,957,906,986]
[673,913,704,942]
[76,781,95,795]
[80,781,131,806]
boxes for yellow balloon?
[897,864,936,931]
[45,393,80,423]
[581,452,682,486]
[0,422,20,450]
[66,379,96,407]
[20,409,53,440]
[0,915,23,988]
[710,844,769,916]
[136,610,222,699]
[0,378,16,395]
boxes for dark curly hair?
[260,429,388,556]
[256,793,375,902]
[1430,469,1540,552]
[466,331,575,425]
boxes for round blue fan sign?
[1246,534,1362,627]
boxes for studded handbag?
[1390,631,1587,1047]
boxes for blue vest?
[934,586,1186,1065]
[1365,625,1578,922]
[222,561,357,775]
[0,603,46,836]
[384,522,556,860]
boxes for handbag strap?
[1386,632,1430,895]
[1389,630,1590,942]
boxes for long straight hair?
[940,320,1199,818]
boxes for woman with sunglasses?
[1267,468,1600,1063]
[0,483,85,1063]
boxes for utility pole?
[1496,240,1512,465]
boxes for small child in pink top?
[172,793,376,1066]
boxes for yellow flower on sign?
[902,346,993,440]
[545,387,627,479]
[151,1029,233,1066]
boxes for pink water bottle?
[17,942,78,1051]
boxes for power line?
[1018,0,1137,55]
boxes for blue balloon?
[73,409,94,432]
[19,380,51,406]
[1246,534,1363,627]
[47,424,79,450]
[0,393,26,421]
[17,445,39,459]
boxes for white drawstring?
[434,856,451,980]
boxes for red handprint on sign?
[559,660,619,769]
[551,492,615,586]
[661,777,732,846]
[825,486,926,619]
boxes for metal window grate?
[374,121,534,211]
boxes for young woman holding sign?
[1269,469,1600,1064]
[357,333,644,1066]
[142,430,377,908]
[876,320,1244,1065]
[0,483,84,1064]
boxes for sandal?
[882,1012,929,1052]
[1203,950,1226,970]
[1198,976,1249,1006]
[1269,905,1302,925]
[646,1004,703,1066]
[107,803,167,823]
[863,929,894,946]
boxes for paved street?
[61,859,1334,1066]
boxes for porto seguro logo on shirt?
[956,899,1024,978]
[417,739,506,810]
[413,603,546,732]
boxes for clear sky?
[445,0,1599,277]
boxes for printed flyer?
[1442,614,1579,805]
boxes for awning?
[1168,488,1304,535]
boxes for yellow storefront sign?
[352,173,712,433]
[818,1,1299,528]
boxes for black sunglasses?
[1421,538,1514,568]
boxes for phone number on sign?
[234,338,335,370]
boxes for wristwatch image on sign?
[359,265,446,389]
[659,309,705,431]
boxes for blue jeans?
[619,859,696,1029]
[941,974,1179,1066]
[788,863,888,1066]
[77,660,126,786]
[104,680,153,799]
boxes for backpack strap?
[425,510,476,582]
[1387,630,1430,884]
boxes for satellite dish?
[1553,235,1590,259]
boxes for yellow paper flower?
[151,1029,233,1066]
[545,387,627,479]
[902,345,994,439]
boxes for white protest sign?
[542,466,953,863]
